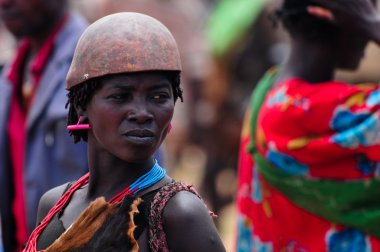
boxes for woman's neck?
[86,142,155,200]
[276,39,336,84]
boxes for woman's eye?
[108,93,130,100]
[152,93,169,101]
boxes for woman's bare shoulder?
[36,182,72,225]
[163,190,226,252]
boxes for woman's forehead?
[98,72,172,89]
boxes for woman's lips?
[123,129,155,145]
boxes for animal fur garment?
[45,197,119,252]
[45,196,146,252]
[128,198,143,252]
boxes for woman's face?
[334,31,369,70]
[85,72,174,163]
[333,0,378,70]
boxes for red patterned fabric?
[236,75,380,251]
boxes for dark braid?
[169,71,183,103]
[66,71,183,143]
[66,79,102,143]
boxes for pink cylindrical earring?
[167,123,172,134]
[67,116,91,131]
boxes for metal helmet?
[66,12,182,89]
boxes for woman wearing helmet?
[236,0,380,251]
[23,12,226,252]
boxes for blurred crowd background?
[0,0,379,250]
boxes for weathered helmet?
[66,12,182,89]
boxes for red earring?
[67,116,91,131]
[167,123,172,134]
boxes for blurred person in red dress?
[236,0,380,251]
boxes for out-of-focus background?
[1,0,379,250]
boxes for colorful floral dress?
[236,69,380,252]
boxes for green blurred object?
[207,0,268,56]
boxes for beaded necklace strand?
[109,160,166,202]
[23,160,166,252]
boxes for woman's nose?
[126,101,153,123]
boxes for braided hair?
[274,0,338,42]
[66,71,183,143]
